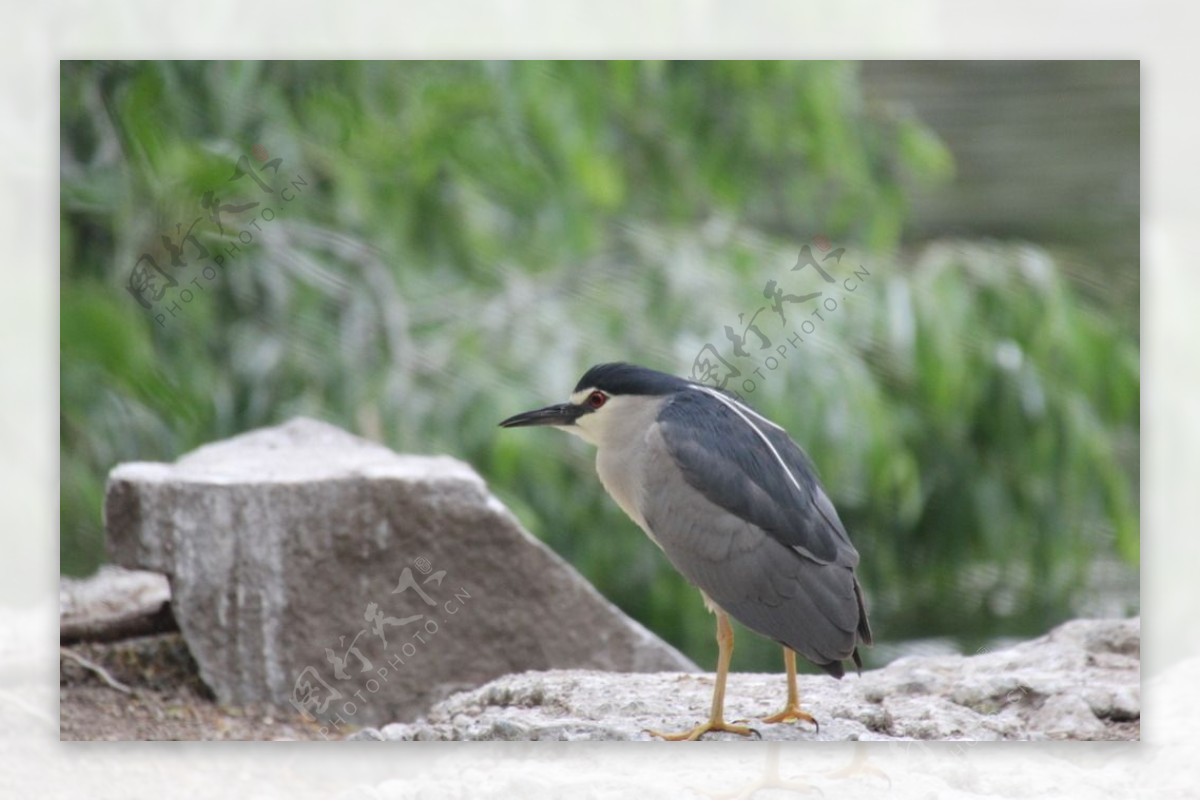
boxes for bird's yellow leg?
[647,611,757,741]
[760,648,819,731]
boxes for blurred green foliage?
[61,61,1137,671]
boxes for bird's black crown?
[575,362,693,397]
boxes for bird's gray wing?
[659,390,859,566]
[640,390,870,673]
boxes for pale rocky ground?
[362,617,1140,742]
[20,593,1196,797]
[55,573,1139,744]
[53,616,1141,744]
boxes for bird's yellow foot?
[760,703,819,732]
[647,718,760,741]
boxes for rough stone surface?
[377,617,1139,741]
[59,565,173,644]
[104,417,696,726]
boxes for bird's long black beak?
[498,403,582,428]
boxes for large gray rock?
[104,417,696,728]
[375,617,1139,741]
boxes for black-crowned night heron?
[499,362,872,741]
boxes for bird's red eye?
[586,391,607,409]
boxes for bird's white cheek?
[559,421,597,445]
[582,408,617,439]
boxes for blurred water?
[880,556,1138,664]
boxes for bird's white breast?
[590,395,669,549]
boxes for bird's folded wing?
[639,392,867,669]
[654,391,859,567]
